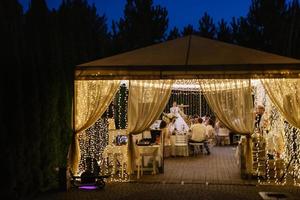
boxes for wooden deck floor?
[135,146,255,185]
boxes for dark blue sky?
[20,0,251,31]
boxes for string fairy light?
[265,137,271,184]
[252,82,262,184]
[254,130,261,184]
[94,82,130,183]
[109,83,129,182]
[78,117,109,176]
[281,121,300,186]
[282,135,288,185]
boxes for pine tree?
[0,0,25,198]
[182,24,196,36]
[285,0,300,57]
[244,0,287,53]
[199,12,216,39]
[167,26,181,40]
[113,0,168,52]
[217,19,232,42]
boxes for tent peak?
[77,35,300,77]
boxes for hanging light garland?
[284,123,300,186]
[254,130,261,184]
[265,137,271,184]
[108,83,129,182]
[169,79,207,117]
[261,91,300,186]
[78,117,109,176]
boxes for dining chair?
[135,145,159,179]
[218,128,230,145]
[174,135,189,156]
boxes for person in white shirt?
[201,114,210,126]
[189,118,210,155]
[206,119,215,139]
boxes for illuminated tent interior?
[70,35,300,186]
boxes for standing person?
[189,118,210,155]
[255,105,267,133]
[170,101,189,132]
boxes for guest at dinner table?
[206,119,215,139]
[188,118,210,155]
[189,118,195,126]
[193,114,200,120]
[201,114,210,125]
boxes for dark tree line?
[173,0,300,58]
[1,0,300,199]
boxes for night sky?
[19,0,251,30]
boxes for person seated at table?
[215,120,230,145]
[189,118,195,126]
[193,114,200,120]
[188,118,210,155]
[206,119,215,139]
[201,113,210,125]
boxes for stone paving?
[36,183,300,200]
[136,146,246,184]
[35,146,300,200]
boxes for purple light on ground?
[78,185,98,190]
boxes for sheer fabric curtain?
[199,79,255,174]
[127,80,173,173]
[68,80,120,174]
[261,79,300,129]
[128,80,173,134]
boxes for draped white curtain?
[128,80,173,134]
[127,80,173,173]
[261,79,300,129]
[199,79,255,174]
[68,80,120,175]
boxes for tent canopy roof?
[76,35,300,79]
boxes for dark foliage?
[229,0,300,58]
[1,0,110,199]
[217,19,232,42]
[199,12,216,39]
[167,26,181,40]
[182,24,196,36]
[112,0,169,53]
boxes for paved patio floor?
[35,146,300,200]
[35,183,300,200]
[135,146,254,184]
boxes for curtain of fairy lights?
[114,84,128,129]
[107,83,129,182]
[78,117,108,175]
[77,83,129,178]
[253,81,300,186]
[164,90,213,117]
[283,123,300,185]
